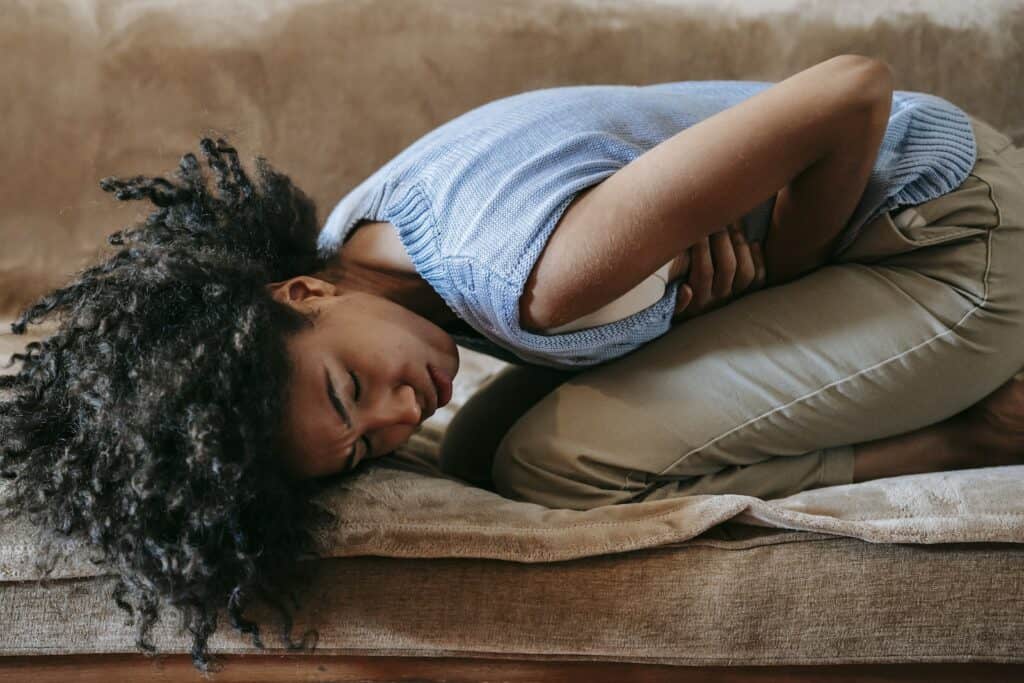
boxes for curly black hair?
[0,137,336,671]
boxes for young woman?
[3,54,1023,668]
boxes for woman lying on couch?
[3,54,1024,670]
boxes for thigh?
[439,363,576,489]
[491,115,1024,510]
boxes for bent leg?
[492,115,1024,510]
[439,363,575,489]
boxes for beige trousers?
[446,115,1024,510]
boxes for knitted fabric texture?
[318,81,977,370]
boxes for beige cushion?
[4,319,1024,583]
[3,529,1023,663]
[1,0,1020,320]
[2,0,1023,662]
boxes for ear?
[265,276,337,310]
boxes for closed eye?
[350,369,361,401]
[348,369,373,461]
[325,367,362,463]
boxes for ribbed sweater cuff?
[384,181,450,292]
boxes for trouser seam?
[647,221,996,482]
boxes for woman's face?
[267,275,460,479]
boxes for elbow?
[831,54,895,113]
[856,57,894,111]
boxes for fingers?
[728,225,756,292]
[672,227,770,326]
[687,235,714,311]
[667,249,691,283]
[751,240,767,289]
[671,283,693,322]
[709,227,737,298]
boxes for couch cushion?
[4,321,1024,589]
[0,0,1021,319]
[3,536,1023,664]
[3,0,1024,661]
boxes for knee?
[490,422,559,507]
[491,411,643,510]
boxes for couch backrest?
[1,0,1021,318]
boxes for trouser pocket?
[834,174,994,265]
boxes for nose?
[359,384,423,432]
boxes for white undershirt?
[540,261,675,334]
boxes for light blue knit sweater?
[318,81,977,370]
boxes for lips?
[419,381,436,423]
[428,364,453,410]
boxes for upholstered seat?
[2,0,1023,677]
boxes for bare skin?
[669,222,1024,484]
[852,372,1024,483]
[300,219,1024,485]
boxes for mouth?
[419,387,436,423]
[420,374,438,424]
[428,364,453,410]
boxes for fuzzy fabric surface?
[3,326,1023,583]
[2,0,1023,583]
[1,1,1024,661]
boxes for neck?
[313,253,459,328]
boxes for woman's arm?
[520,54,894,332]
[763,73,892,285]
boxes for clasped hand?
[670,224,767,323]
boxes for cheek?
[346,305,440,374]
[370,315,431,358]
[377,300,438,337]
[376,423,420,457]
[405,313,452,352]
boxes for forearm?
[522,55,894,331]
[763,73,893,286]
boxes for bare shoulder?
[341,220,418,275]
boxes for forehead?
[277,327,337,478]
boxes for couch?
[2,1,1023,680]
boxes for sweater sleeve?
[317,81,975,370]
[328,82,778,369]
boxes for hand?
[671,224,766,323]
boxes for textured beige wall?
[1,0,1021,318]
